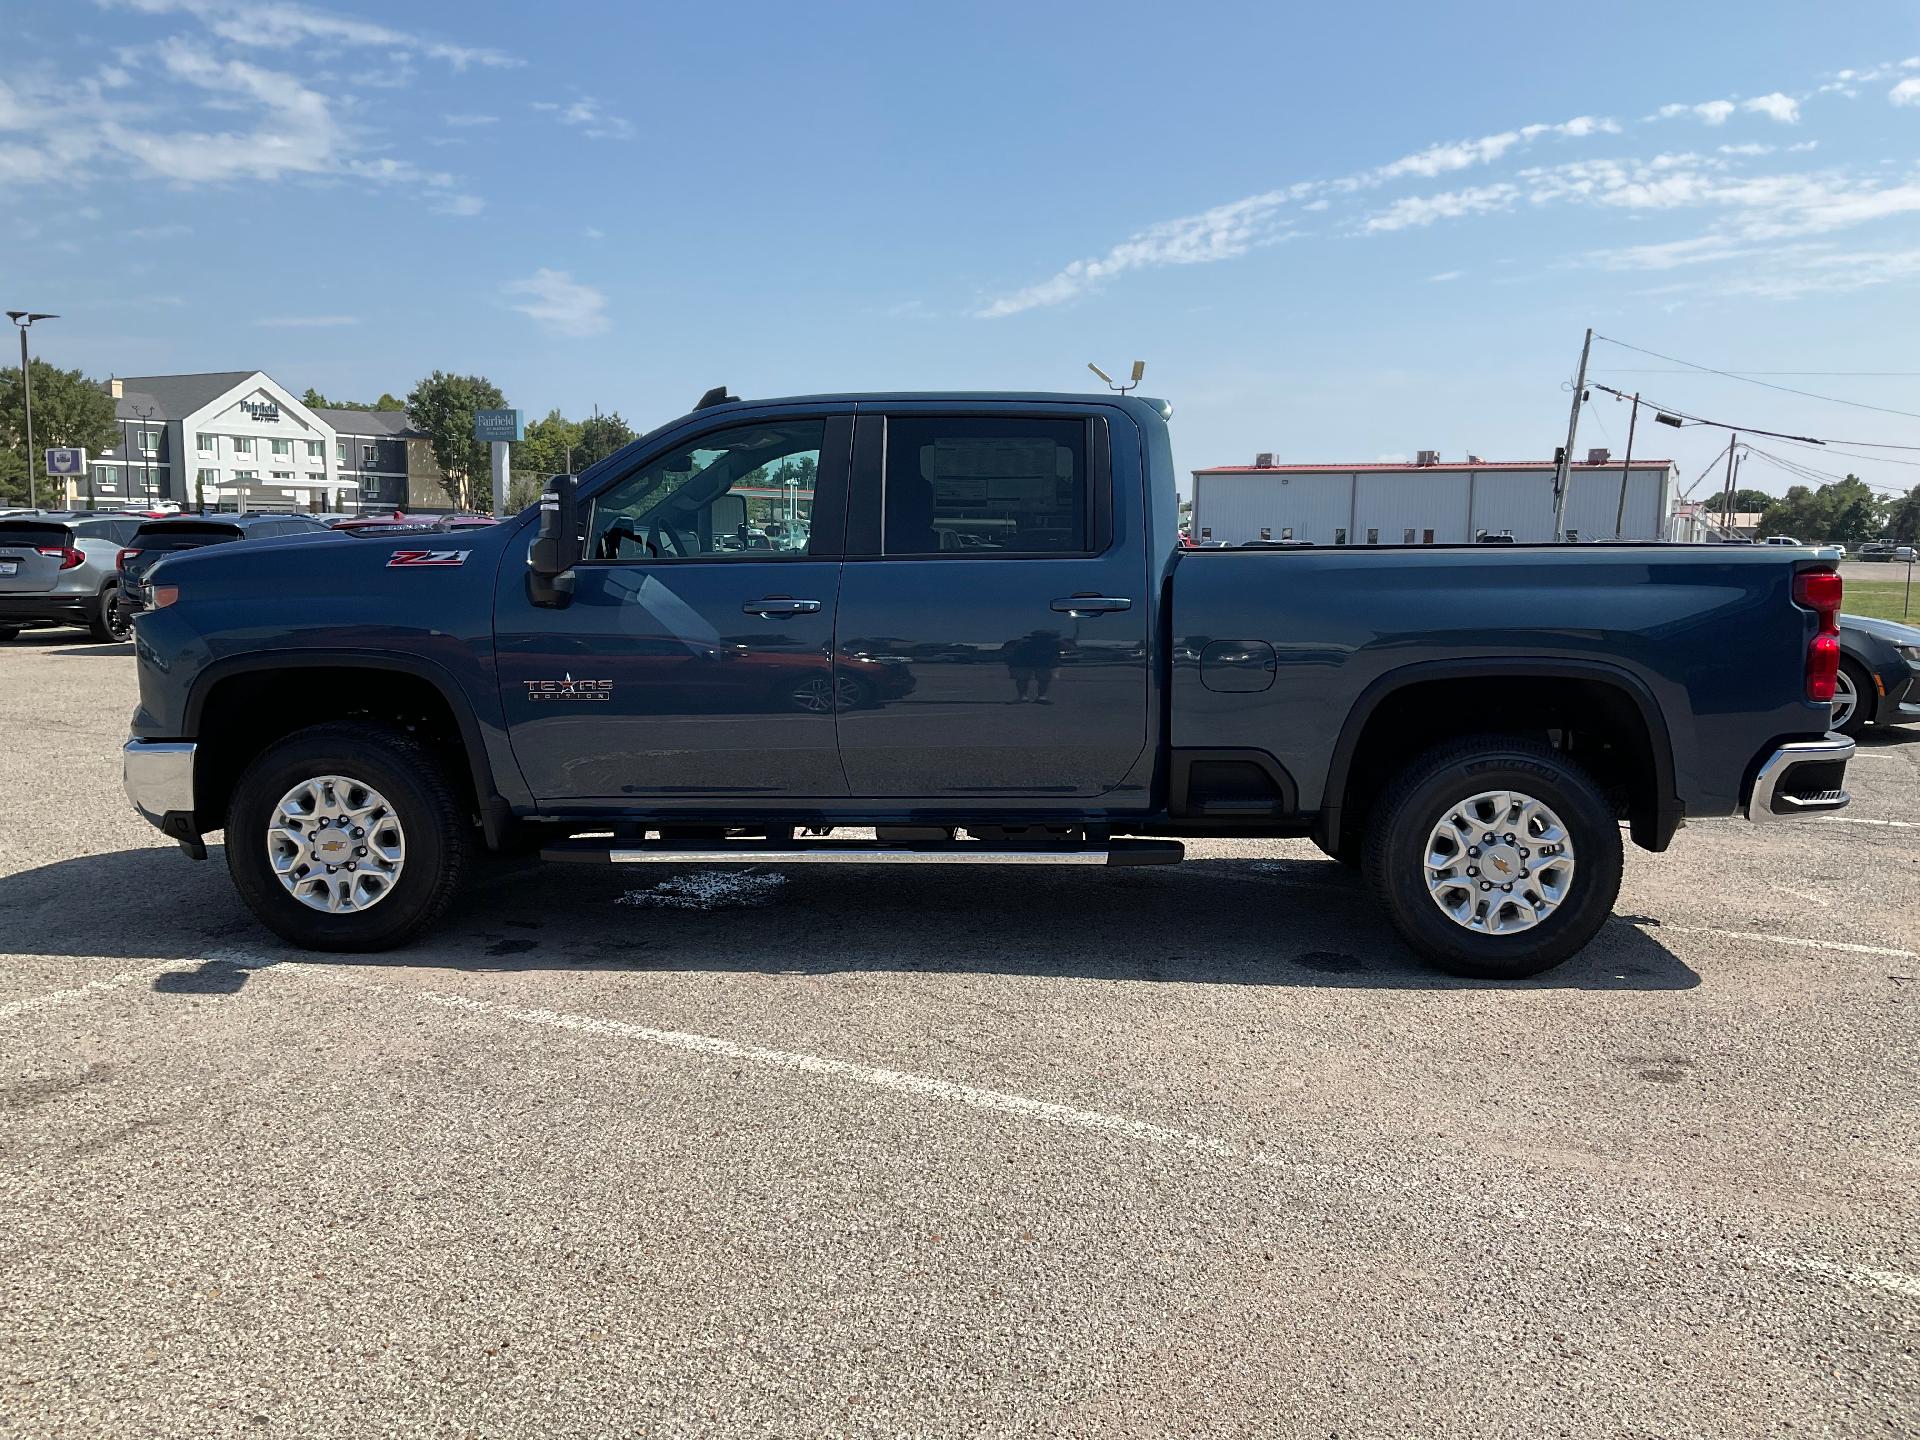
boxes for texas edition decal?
[525,676,614,702]
[386,549,472,568]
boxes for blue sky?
[5,0,1919,503]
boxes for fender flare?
[1318,656,1681,854]
[185,649,516,843]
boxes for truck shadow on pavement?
[0,845,1700,994]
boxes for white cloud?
[431,193,485,217]
[503,268,610,337]
[98,0,519,70]
[442,113,498,127]
[1656,99,1738,125]
[1742,92,1801,123]
[1426,270,1463,282]
[1364,183,1519,233]
[255,314,360,327]
[129,222,192,239]
[979,188,1302,316]
[536,97,634,141]
[584,226,605,240]
[1718,143,1774,156]
[1892,77,1920,106]
[979,114,1610,314]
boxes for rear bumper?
[123,739,198,838]
[1746,734,1854,820]
[0,593,94,626]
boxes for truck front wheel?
[226,723,471,951]
[1363,736,1622,979]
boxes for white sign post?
[491,442,510,518]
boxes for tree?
[517,408,582,479]
[303,387,404,412]
[1884,486,1920,544]
[575,411,637,469]
[0,360,120,506]
[1755,476,1883,546]
[405,371,506,511]
[1705,488,1772,515]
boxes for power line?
[1587,383,1827,444]
[1594,334,1920,423]
[1737,446,1905,496]
[1595,368,1920,378]
[1587,381,1920,453]
[1766,433,1920,472]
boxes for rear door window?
[880,417,1090,556]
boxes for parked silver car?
[0,513,147,642]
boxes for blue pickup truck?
[122,391,1855,978]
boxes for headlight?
[1897,644,1920,664]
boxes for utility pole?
[1720,436,1740,539]
[1612,392,1640,540]
[1551,327,1593,542]
[7,311,58,509]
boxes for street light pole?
[133,402,156,506]
[7,311,58,509]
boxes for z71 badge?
[525,677,613,702]
[386,549,471,568]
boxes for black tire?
[226,722,471,952]
[0,626,19,642]
[87,588,129,643]
[1362,735,1623,980]
[1830,657,1873,738]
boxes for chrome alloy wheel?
[1424,789,1576,935]
[1830,667,1859,731]
[267,774,406,913]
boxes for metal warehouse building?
[1190,449,1677,546]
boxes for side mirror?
[528,473,581,607]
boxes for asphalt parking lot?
[2,631,1916,1438]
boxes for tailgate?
[0,523,72,594]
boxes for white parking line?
[231,952,1918,1304]
[0,960,198,1023]
[1630,922,1918,960]
[1824,816,1919,829]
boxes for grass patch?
[1845,576,1919,624]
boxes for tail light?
[117,547,142,572]
[36,545,84,570]
[1794,569,1842,702]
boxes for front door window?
[587,419,823,562]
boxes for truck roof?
[695,391,1171,417]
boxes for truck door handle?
[743,597,822,617]
[1051,594,1132,616]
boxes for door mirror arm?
[528,473,582,607]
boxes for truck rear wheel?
[1363,736,1622,979]
[226,723,470,951]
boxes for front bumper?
[123,739,198,841]
[1746,734,1855,820]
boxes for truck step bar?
[540,838,1185,868]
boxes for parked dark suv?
[118,514,335,619]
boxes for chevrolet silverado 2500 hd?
[122,392,1854,978]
